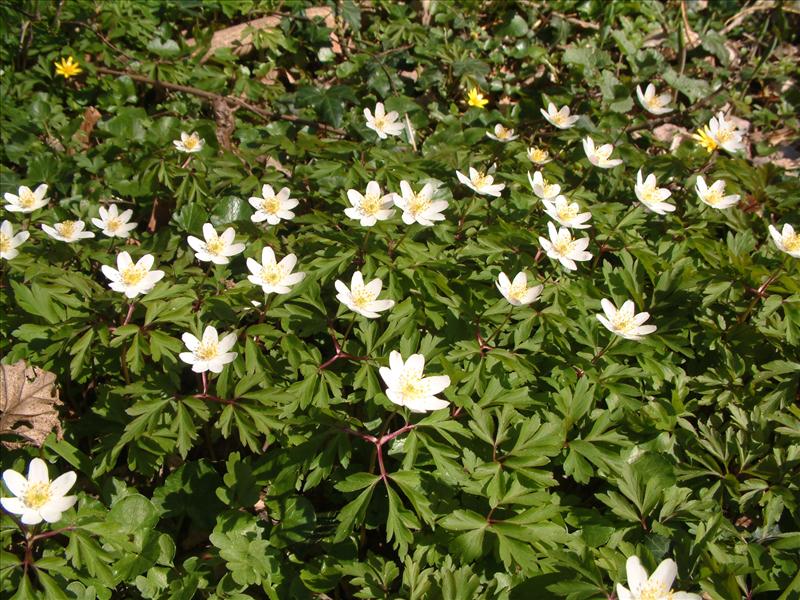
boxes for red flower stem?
[342,423,417,483]
[121,302,135,326]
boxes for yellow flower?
[692,125,717,153]
[466,87,488,109]
[54,56,82,79]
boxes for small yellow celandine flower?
[54,56,82,79]
[692,125,718,153]
[466,87,489,109]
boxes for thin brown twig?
[94,66,346,135]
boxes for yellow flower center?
[784,232,800,252]
[704,185,724,206]
[195,341,219,361]
[496,126,510,139]
[595,146,612,161]
[715,127,733,144]
[106,217,122,232]
[260,196,280,215]
[640,187,659,205]
[56,221,76,238]
[408,194,431,216]
[552,232,575,256]
[399,374,425,401]
[19,190,36,208]
[542,182,558,196]
[184,136,198,150]
[508,282,528,303]
[121,265,147,286]
[637,582,673,600]
[529,148,548,163]
[205,236,225,256]
[611,312,636,333]
[260,264,283,285]
[360,194,381,217]
[24,482,51,509]
[350,285,376,309]
[557,203,579,221]
[551,113,566,126]
[0,233,10,254]
[472,172,490,189]
[373,116,387,130]
[646,96,664,109]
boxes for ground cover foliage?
[1,0,799,598]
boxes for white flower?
[394,181,448,226]
[768,223,800,258]
[634,170,675,215]
[379,351,450,413]
[41,220,95,243]
[583,136,623,169]
[596,299,657,341]
[456,166,505,197]
[636,84,673,115]
[617,555,700,600]
[248,185,298,225]
[173,131,204,153]
[695,176,740,209]
[179,326,237,373]
[540,103,580,129]
[335,271,395,318]
[91,204,137,238]
[246,247,305,294]
[527,147,552,165]
[0,220,30,260]
[344,181,395,226]
[101,251,165,298]
[187,223,246,265]
[1,458,77,525]
[528,171,561,200]
[496,272,543,306]
[707,111,745,153]
[538,221,592,271]
[3,184,49,213]
[364,102,404,139]
[542,195,592,229]
[486,124,519,142]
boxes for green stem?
[591,335,619,365]
[360,229,372,257]
[341,313,357,345]
[737,260,785,325]
[483,305,514,347]
[389,230,409,258]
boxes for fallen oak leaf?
[0,360,63,448]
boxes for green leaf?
[334,484,377,542]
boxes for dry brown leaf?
[187,7,337,63]
[680,1,701,49]
[186,15,282,64]
[651,123,692,152]
[256,155,292,177]
[753,144,800,174]
[722,1,775,35]
[0,360,63,448]
[73,106,102,150]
